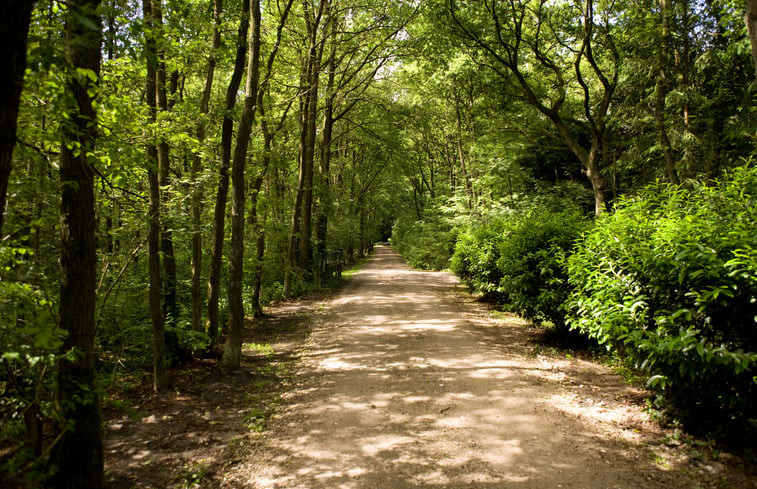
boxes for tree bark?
[190,0,223,332]
[152,0,178,325]
[284,2,326,295]
[316,39,336,256]
[746,0,757,77]
[297,0,327,271]
[222,0,261,369]
[655,0,680,185]
[48,0,103,486]
[143,0,168,392]
[0,0,34,237]
[206,0,250,342]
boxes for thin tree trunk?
[316,46,335,256]
[298,0,327,271]
[191,0,223,332]
[143,0,168,392]
[152,0,178,324]
[222,0,262,369]
[746,0,757,77]
[48,0,103,486]
[655,0,680,185]
[0,0,34,237]
[206,0,250,342]
[453,92,474,208]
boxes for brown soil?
[104,245,756,488]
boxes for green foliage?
[391,212,455,270]
[0,245,65,484]
[565,164,757,444]
[450,190,591,329]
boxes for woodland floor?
[103,245,756,489]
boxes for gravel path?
[241,245,754,489]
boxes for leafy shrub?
[391,213,455,270]
[0,246,63,484]
[450,214,510,299]
[565,164,757,445]
[496,208,591,329]
[451,203,590,329]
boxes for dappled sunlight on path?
[245,246,709,489]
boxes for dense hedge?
[565,165,757,444]
[390,214,455,270]
[450,202,590,329]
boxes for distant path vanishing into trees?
[243,245,751,489]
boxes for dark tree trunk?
[0,0,34,236]
[190,0,223,332]
[206,0,250,342]
[143,0,168,392]
[316,46,335,257]
[48,0,103,486]
[248,125,271,317]
[222,0,262,369]
[295,1,326,273]
[152,0,178,324]
[655,0,680,185]
[746,0,757,77]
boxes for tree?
[222,0,262,369]
[444,0,618,214]
[746,0,757,76]
[190,0,223,333]
[284,0,328,296]
[654,0,680,184]
[143,0,168,391]
[206,0,250,343]
[47,0,103,485]
[0,0,35,236]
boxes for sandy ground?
[103,245,755,489]
[225,245,754,489]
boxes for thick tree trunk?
[222,0,261,369]
[143,0,168,392]
[190,0,223,332]
[0,0,34,236]
[206,0,250,342]
[48,0,103,486]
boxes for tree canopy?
[1,0,755,485]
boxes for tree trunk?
[48,0,103,486]
[316,46,336,256]
[152,0,178,325]
[655,0,680,185]
[746,0,757,77]
[206,0,250,342]
[453,92,474,208]
[297,1,327,271]
[190,0,223,332]
[0,0,34,237]
[248,127,271,317]
[143,0,168,392]
[222,0,261,369]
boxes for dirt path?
[228,245,754,489]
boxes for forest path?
[240,245,743,489]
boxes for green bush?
[391,214,454,270]
[450,214,510,300]
[496,208,591,329]
[450,200,590,329]
[565,164,757,444]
